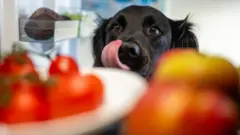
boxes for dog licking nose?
[101,40,143,70]
[118,42,141,68]
[119,42,140,59]
[101,40,130,70]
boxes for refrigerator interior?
[13,0,166,68]
[1,0,240,67]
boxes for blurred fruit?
[46,73,104,119]
[0,80,49,124]
[153,49,239,101]
[155,48,198,68]
[125,83,239,135]
[0,51,41,90]
[0,50,105,124]
[237,66,240,81]
[1,51,36,77]
[49,55,79,76]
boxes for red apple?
[125,83,239,135]
[153,49,239,102]
[185,89,239,135]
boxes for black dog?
[92,5,198,78]
[92,5,198,79]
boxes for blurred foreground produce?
[0,50,48,124]
[125,48,240,135]
[48,54,79,76]
[154,48,239,102]
[0,49,104,124]
[47,73,104,119]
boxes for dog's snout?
[119,42,141,58]
[118,42,142,70]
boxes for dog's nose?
[118,42,141,69]
[119,42,141,59]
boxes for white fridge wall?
[18,0,43,16]
[165,0,240,66]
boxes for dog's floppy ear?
[92,18,111,59]
[169,15,199,50]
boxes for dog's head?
[92,5,198,78]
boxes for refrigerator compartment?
[18,18,80,44]
[57,7,99,38]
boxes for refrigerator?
[0,0,167,68]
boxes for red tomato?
[0,64,4,74]
[0,81,49,124]
[1,51,36,77]
[46,73,104,119]
[48,55,79,75]
[0,71,41,94]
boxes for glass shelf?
[19,18,80,44]
[17,5,83,68]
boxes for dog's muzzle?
[101,40,130,70]
[118,41,142,70]
[101,39,149,72]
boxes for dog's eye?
[111,24,122,33]
[148,26,161,36]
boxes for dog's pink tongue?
[101,40,130,70]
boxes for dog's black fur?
[92,5,199,135]
[92,5,198,79]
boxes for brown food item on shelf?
[24,7,70,40]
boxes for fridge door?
[0,0,19,53]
